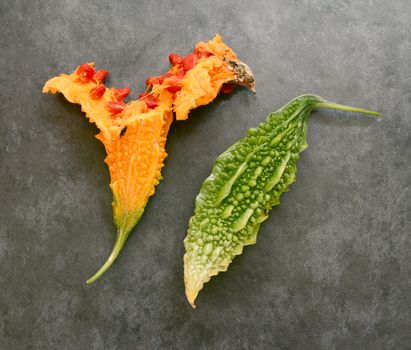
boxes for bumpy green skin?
[183,94,379,307]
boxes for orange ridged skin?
[105,109,171,229]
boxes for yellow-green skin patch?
[183,94,379,307]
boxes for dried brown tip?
[227,59,256,94]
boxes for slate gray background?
[1,0,410,349]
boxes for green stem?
[316,101,380,116]
[86,227,130,284]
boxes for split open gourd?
[43,35,255,283]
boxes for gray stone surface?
[1,0,410,349]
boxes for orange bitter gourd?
[43,35,255,283]
[183,95,379,307]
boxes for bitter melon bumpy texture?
[183,94,379,307]
[43,35,255,283]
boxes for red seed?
[139,93,160,109]
[146,95,160,109]
[165,75,183,94]
[146,72,172,86]
[183,53,198,71]
[220,83,235,94]
[114,87,130,101]
[166,85,182,94]
[106,101,125,115]
[146,98,159,109]
[169,52,184,66]
[90,85,106,99]
[76,64,95,83]
[94,69,109,83]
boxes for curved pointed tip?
[86,249,119,284]
[184,254,201,308]
[86,228,130,284]
[186,289,198,309]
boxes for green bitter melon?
[183,94,379,307]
